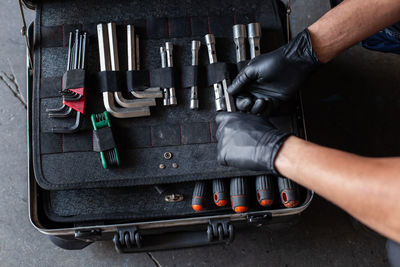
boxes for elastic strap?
[97,71,121,92]
[93,127,116,152]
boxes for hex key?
[52,111,82,134]
[48,106,73,118]
[107,23,156,108]
[97,23,150,118]
[128,25,163,99]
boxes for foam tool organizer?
[32,0,302,192]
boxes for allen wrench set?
[46,29,87,133]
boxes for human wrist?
[273,136,304,178]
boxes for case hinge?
[113,226,142,253]
[207,218,234,243]
[74,229,102,242]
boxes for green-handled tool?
[91,111,120,168]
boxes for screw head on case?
[164,152,172,160]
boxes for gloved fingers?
[216,142,228,166]
[215,112,243,141]
[215,112,230,141]
[235,95,268,115]
[227,64,257,95]
[236,94,253,112]
[250,98,267,114]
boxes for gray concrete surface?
[0,0,394,266]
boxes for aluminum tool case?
[25,0,313,252]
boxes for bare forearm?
[275,136,400,242]
[308,0,400,63]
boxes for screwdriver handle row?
[192,175,300,212]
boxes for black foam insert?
[43,179,308,223]
[33,0,294,190]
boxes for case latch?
[113,226,142,253]
[207,218,234,243]
[74,229,102,242]
[246,213,272,224]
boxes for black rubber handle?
[212,179,228,207]
[277,176,300,208]
[114,229,227,253]
[255,175,275,207]
[230,177,248,213]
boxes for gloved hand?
[229,29,321,114]
[216,112,291,174]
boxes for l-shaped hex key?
[97,23,151,118]
[127,25,163,99]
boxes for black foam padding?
[41,26,63,48]
[151,124,181,147]
[116,125,152,148]
[190,16,209,36]
[126,70,150,91]
[40,77,62,98]
[206,62,231,86]
[62,69,85,90]
[63,131,93,152]
[149,67,175,88]
[97,71,121,92]
[33,0,292,190]
[40,132,63,154]
[93,127,116,152]
[208,16,234,38]
[169,17,192,38]
[181,122,212,145]
[43,182,238,223]
[181,65,198,88]
[147,17,168,38]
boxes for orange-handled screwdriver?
[277,176,300,208]
[192,181,206,212]
[212,179,228,207]
[255,175,275,207]
[230,177,248,213]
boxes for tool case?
[25,0,313,252]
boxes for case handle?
[113,221,234,253]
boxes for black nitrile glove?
[216,112,291,174]
[229,29,321,114]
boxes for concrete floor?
[0,0,394,266]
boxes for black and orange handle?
[192,181,206,212]
[230,177,248,213]
[277,176,300,208]
[255,175,275,207]
[212,179,228,207]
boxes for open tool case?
[26,0,313,252]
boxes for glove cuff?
[284,29,321,69]
[267,132,292,176]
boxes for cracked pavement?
[0,0,392,266]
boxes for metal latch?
[18,0,33,70]
[74,229,102,242]
[113,226,142,253]
[246,213,272,224]
[207,218,234,243]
